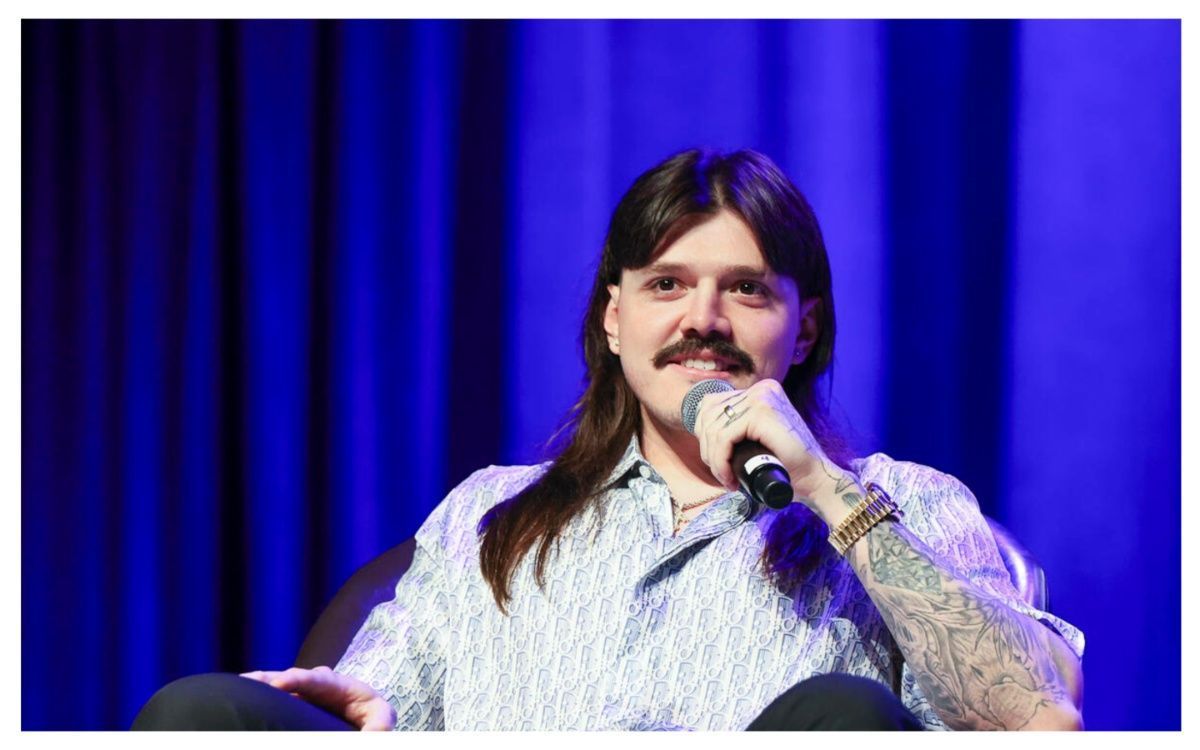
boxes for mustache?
[652,337,755,372]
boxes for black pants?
[132,672,922,731]
[746,673,923,730]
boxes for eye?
[735,280,766,296]
[652,278,678,292]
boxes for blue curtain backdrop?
[22,19,1180,730]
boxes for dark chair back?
[295,516,1048,668]
[295,539,415,669]
[984,516,1049,612]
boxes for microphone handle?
[731,440,794,509]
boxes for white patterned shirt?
[334,437,1085,730]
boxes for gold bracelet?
[828,482,901,555]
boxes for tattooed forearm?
[867,528,942,593]
[849,520,1081,731]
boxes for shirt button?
[638,464,651,479]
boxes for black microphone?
[680,379,794,509]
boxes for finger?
[241,670,312,698]
[696,391,730,457]
[255,667,325,695]
[695,394,719,467]
[695,391,732,435]
[715,395,761,490]
[278,668,377,715]
[711,413,741,490]
[357,698,397,732]
[264,667,325,692]
[698,390,752,489]
[698,396,724,485]
[341,686,394,731]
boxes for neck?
[638,407,727,501]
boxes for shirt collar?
[602,433,654,489]
[601,432,758,536]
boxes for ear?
[792,298,821,365]
[604,284,621,355]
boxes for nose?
[681,282,732,340]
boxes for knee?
[131,673,258,730]
[805,673,914,729]
[750,673,922,731]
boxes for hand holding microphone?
[680,378,848,513]
[681,378,793,508]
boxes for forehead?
[637,210,771,275]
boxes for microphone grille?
[681,378,734,434]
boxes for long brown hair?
[478,148,852,612]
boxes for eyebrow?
[640,262,770,279]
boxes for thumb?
[355,697,397,732]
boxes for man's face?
[603,209,819,433]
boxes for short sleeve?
[332,469,488,731]
[332,464,546,730]
[333,537,452,730]
[857,456,1086,729]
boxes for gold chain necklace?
[671,490,727,533]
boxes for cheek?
[614,307,678,398]
[746,318,800,376]
[617,306,673,352]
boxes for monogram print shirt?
[334,437,1085,730]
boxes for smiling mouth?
[671,357,739,373]
[653,339,754,374]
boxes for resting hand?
[239,666,396,731]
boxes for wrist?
[827,482,903,555]
[804,466,866,528]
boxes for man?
[135,148,1085,731]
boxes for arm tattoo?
[852,521,1076,730]
[867,528,942,593]
[833,474,857,494]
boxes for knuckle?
[756,378,782,395]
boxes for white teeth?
[683,358,719,371]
